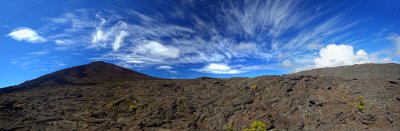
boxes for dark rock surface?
[292,63,400,80]
[1,62,400,130]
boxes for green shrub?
[244,121,267,131]
[129,105,137,111]
[356,105,365,111]
[356,96,365,112]
[357,96,365,104]
[250,85,257,90]
[227,122,234,131]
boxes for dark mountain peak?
[0,61,158,94]
[291,63,400,80]
[87,61,112,66]
[90,61,107,64]
[27,61,158,86]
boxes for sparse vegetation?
[244,121,267,131]
[356,105,365,111]
[105,103,113,108]
[129,105,137,111]
[129,95,144,111]
[250,85,257,90]
[356,96,365,112]
[227,122,234,131]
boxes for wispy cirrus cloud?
[27,49,50,55]
[11,0,391,74]
[10,54,67,71]
[387,34,400,56]
[157,65,178,74]
[112,31,128,51]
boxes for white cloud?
[281,59,293,67]
[89,15,129,50]
[313,44,367,68]
[27,50,49,55]
[91,15,109,47]
[157,65,178,73]
[233,42,258,51]
[157,65,173,70]
[220,1,306,37]
[293,44,393,72]
[112,31,128,51]
[312,44,389,69]
[10,55,67,71]
[194,63,244,74]
[98,41,181,66]
[92,29,106,44]
[168,70,178,74]
[387,34,400,56]
[126,9,154,22]
[306,43,323,50]
[134,41,180,58]
[7,27,46,43]
[55,39,74,45]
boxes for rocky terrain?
[293,63,400,80]
[1,62,400,130]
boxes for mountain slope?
[0,61,157,94]
[292,63,400,80]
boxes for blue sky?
[1,0,400,87]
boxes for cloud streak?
[157,65,178,74]
[112,31,128,51]
[194,63,244,74]
[388,34,400,56]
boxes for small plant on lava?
[227,122,234,131]
[129,105,137,111]
[244,121,267,131]
[356,96,365,112]
[250,85,257,90]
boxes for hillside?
[1,62,400,130]
[0,61,157,94]
[292,63,400,80]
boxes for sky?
[1,0,400,87]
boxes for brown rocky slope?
[1,62,400,130]
[292,63,400,80]
[0,61,157,94]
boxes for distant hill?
[0,61,157,94]
[291,63,400,80]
